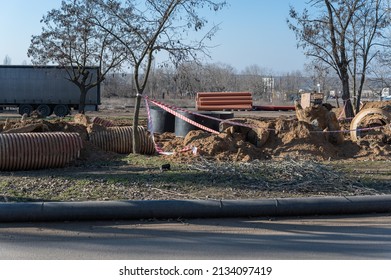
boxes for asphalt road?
[1,214,391,260]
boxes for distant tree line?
[101,61,387,103]
[101,62,312,103]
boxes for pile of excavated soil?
[0,118,89,140]
[361,100,391,111]
[156,100,391,162]
[155,115,391,162]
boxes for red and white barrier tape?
[145,98,171,155]
[338,100,348,120]
[145,98,199,156]
[145,96,254,130]
[146,97,220,135]
[310,125,388,134]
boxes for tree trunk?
[79,88,87,114]
[132,93,142,154]
[355,72,366,114]
[341,71,354,118]
[355,93,362,114]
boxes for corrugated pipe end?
[91,116,115,127]
[0,132,83,171]
[89,126,155,155]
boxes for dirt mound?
[295,102,343,144]
[154,113,391,162]
[154,118,327,162]
[361,100,391,111]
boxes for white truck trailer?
[0,65,100,116]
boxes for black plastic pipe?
[1,195,391,222]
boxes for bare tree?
[304,61,331,94]
[151,66,177,99]
[102,72,133,98]
[28,0,126,114]
[3,55,11,65]
[91,0,227,153]
[288,0,386,117]
[240,65,271,100]
[349,0,388,112]
[202,63,237,92]
[174,61,203,97]
[278,70,307,96]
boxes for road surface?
[1,214,390,259]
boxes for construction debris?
[300,92,324,109]
[294,101,343,145]
[2,123,48,134]
[350,108,391,142]
[1,100,391,169]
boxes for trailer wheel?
[36,104,52,117]
[53,104,69,117]
[18,104,33,116]
[53,105,70,117]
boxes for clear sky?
[0,0,308,73]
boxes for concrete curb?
[1,195,391,222]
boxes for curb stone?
[1,195,391,222]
